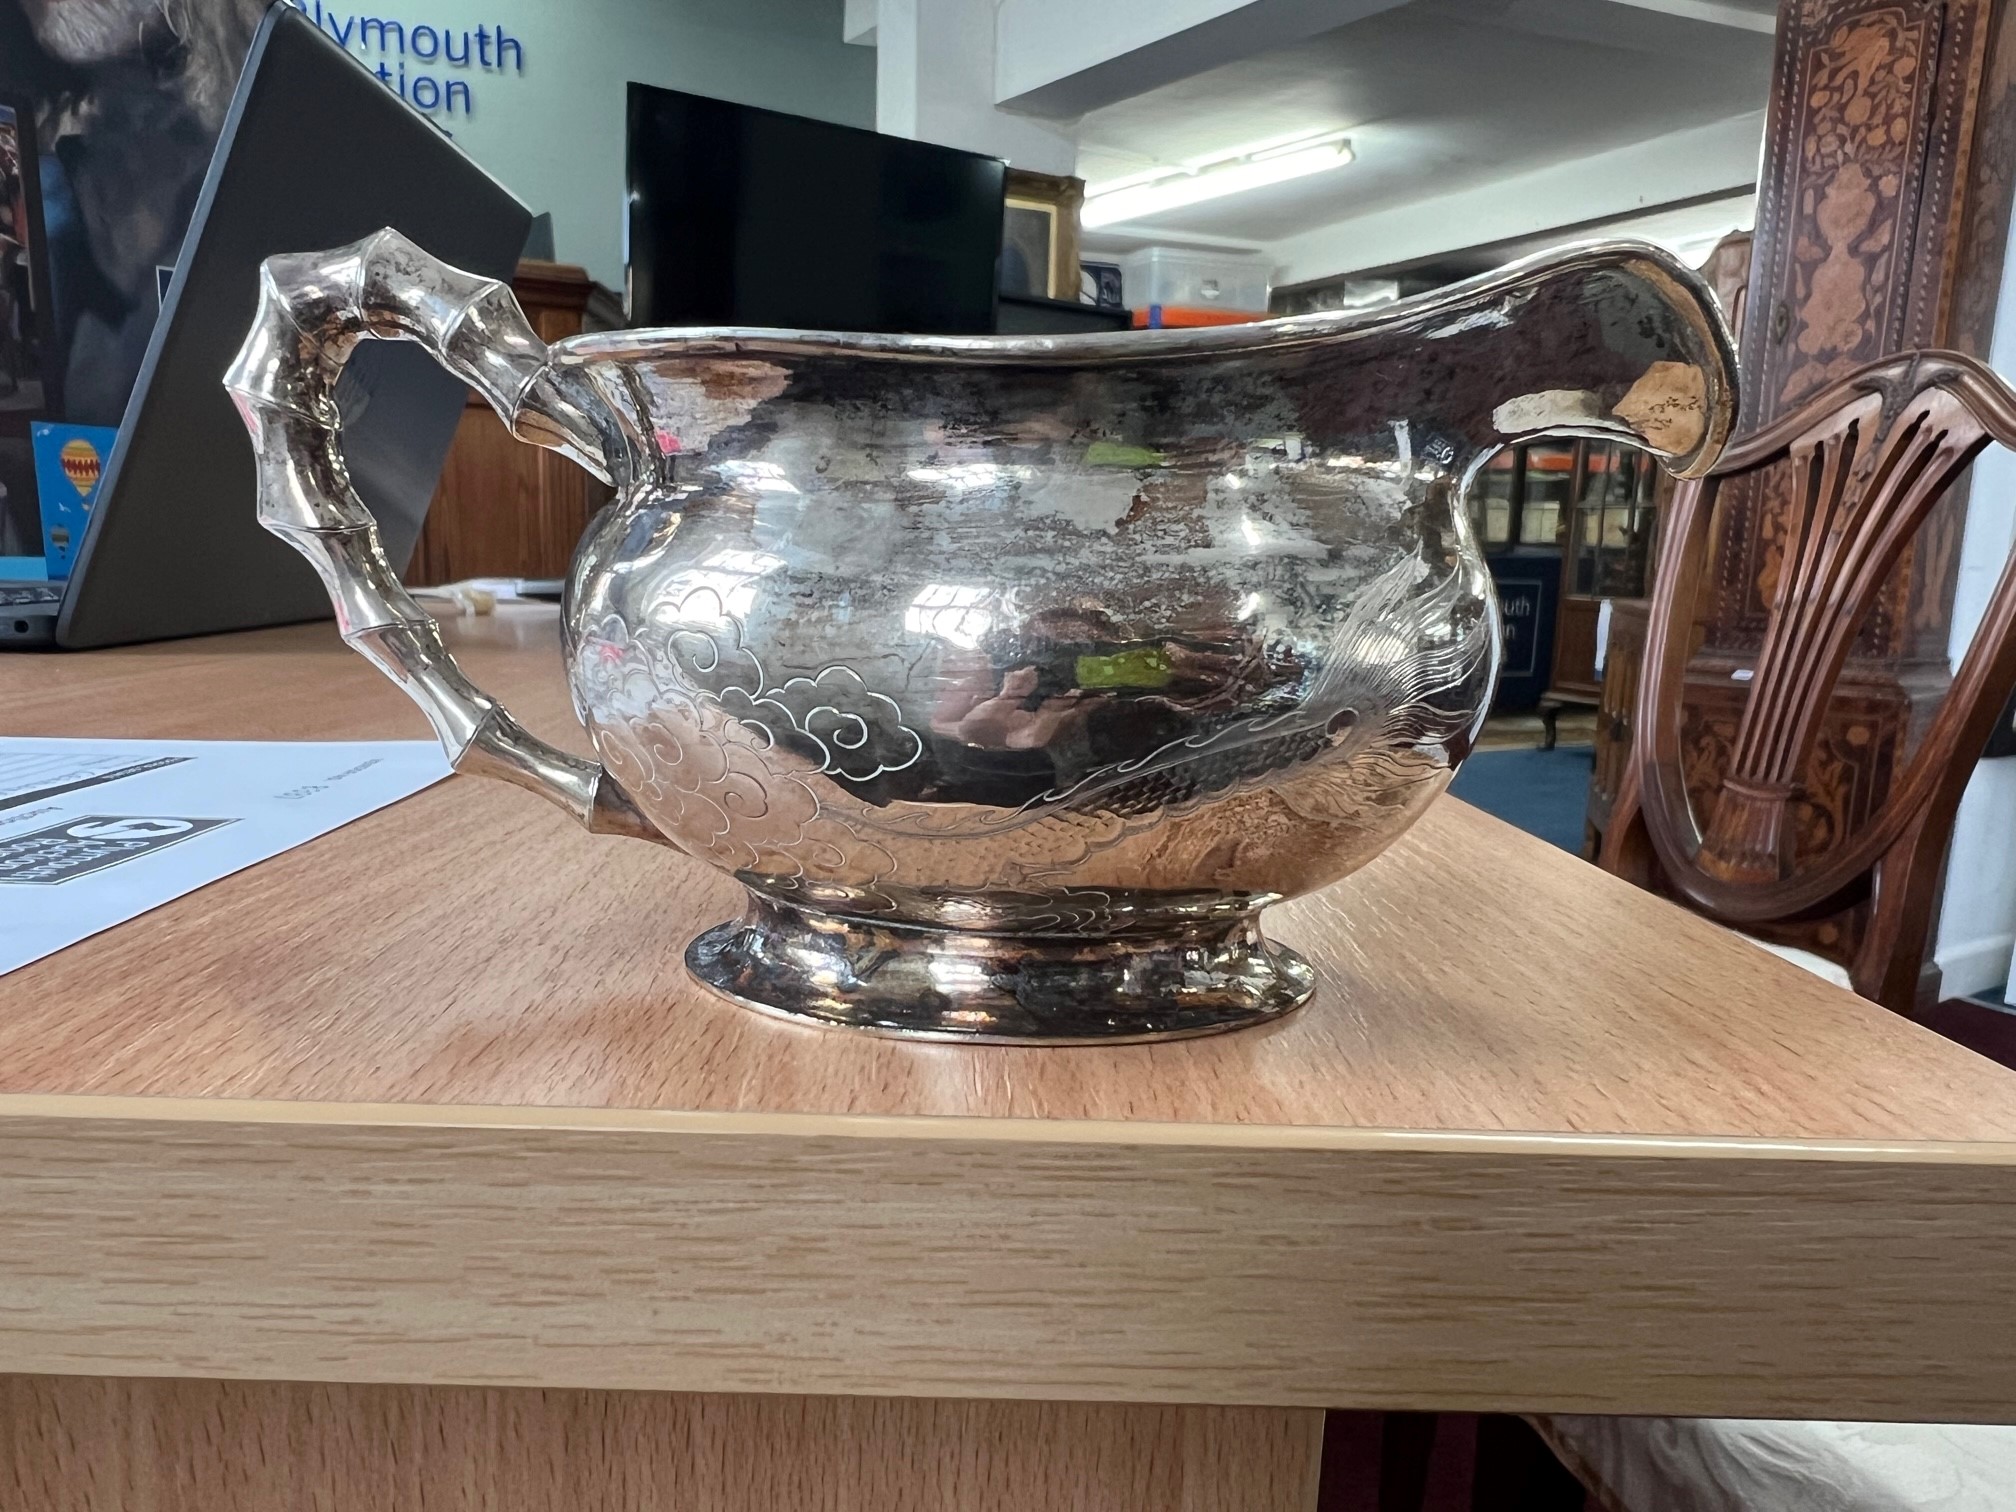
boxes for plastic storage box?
[1116,246,1272,319]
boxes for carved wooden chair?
[1543,350,2016,1508]
[1602,348,2016,1014]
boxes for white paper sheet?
[0,737,451,976]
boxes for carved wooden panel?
[1713,0,1997,663]
[1632,661,1908,958]
[1585,623,1905,886]
[1699,232,1754,340]
[1677,663,1909,867]
[1585,613,1882,872]
[1741,0,1983,425]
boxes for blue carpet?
[1448,745,1594,854]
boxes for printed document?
[0,737,450,976]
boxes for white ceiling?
[1483,190,1758,265]
[1072,0,1773,274]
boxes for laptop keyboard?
[0,585,62,606]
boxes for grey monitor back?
[51,3,529,650]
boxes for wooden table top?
[4,608,2015,1420]
[6,608,2013,1140]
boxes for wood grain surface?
[0,1376,1321,1512]
[3,609,2014,1142]
[1,1108,2015,1418]
[5,612,2016,1420]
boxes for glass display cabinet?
[1569,441,1660,600]
[1468,443,1575,551]
[1464,437,1663,719]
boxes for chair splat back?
[1607,350,2016,1012]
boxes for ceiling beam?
[1265,109,1765,286]
[1604,0,1776,33]
[994,0,1409,118]
[1083,228,1277,255]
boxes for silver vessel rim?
[553,237,1730,372]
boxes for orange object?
[1130,305,1262,328]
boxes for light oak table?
[4,608,2016,1510]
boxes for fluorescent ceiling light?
[1082,132,1353,229]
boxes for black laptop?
[0,3,529,650]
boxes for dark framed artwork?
[0,95,55,420]
[0,430,35,563]
[1000,168,1083,301]
[1080,261,1123,309]
[0,0,263,575]
[0,0,267,427]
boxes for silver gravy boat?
[228,232,1735,1044]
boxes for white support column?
[1935,199,2016,999]
[875,0,1076,174]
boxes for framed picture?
[0,95,57,421]
[1000,168,1084,302]
[1081,261,1124,309]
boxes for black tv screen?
[626,84,1005,335]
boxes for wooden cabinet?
[1553,441,1661,702]
[1585,600,1648,857]
[1469,443,1573,710]
[406,260,614,587]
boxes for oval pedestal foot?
[686,891,1316,1045]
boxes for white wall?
[872,0,1075,174]
[289,0,874,288]
[1936,216,2016,997]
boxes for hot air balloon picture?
[30,421,116,578]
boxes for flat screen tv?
[625,84,1005,335]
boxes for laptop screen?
[0,97,63,583]
[0,0,267,587]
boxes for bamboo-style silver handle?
[224,227,655,840]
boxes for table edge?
[6,1090,2015,1165]
[6,1102,2016,1417]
